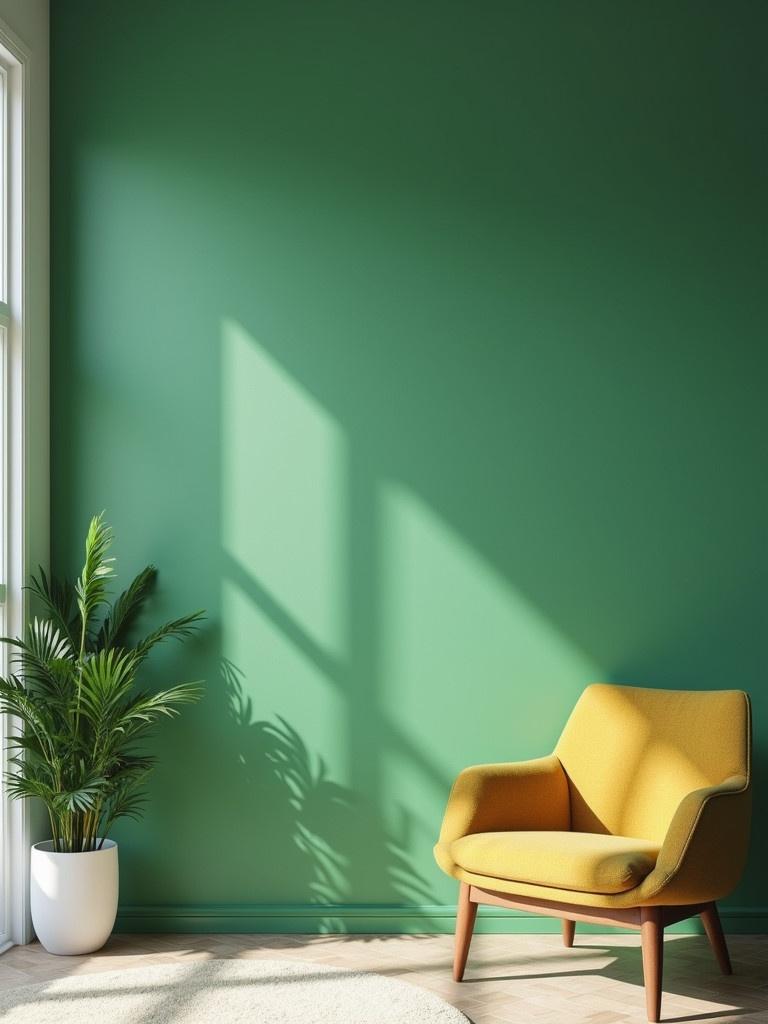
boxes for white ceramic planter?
[30,840,119,955]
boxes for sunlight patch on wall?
[379,483,602,773]
[221,318,347,657]
[380,744,448,897]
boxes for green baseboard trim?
[115,904,768,936]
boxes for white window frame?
[0,20,30,950]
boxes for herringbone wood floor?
[0,931,766,1022]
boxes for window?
[0,23,28,950]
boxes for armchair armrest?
[639,775,752,905]
[437,754,570,849]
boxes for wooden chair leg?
[562,918,575,947]
[453,882,478,981]
[700,902,732,975]
[641,906,664,1023]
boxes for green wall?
[51,2,767,932]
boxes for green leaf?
[1,619,75,702]
[26,569,79,648]
[99,774,151,842]
[97,565,157,651]
[53,777,106,813]
[77,647,139,730]
[5,775,58,804]
[132,610,205,663]
[117,681,203,736]
[0,676,58,746]
[75,513,116,646]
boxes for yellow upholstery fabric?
[437,755,570,846]
[555,685,749,844]
[434,684,752,909]
[450,831,660,894]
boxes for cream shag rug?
[0,958,470,1023]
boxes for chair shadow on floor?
[456,933,766,1023]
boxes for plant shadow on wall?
[217,317,608,919]
[222,660,435,923]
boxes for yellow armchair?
[435,684,752,1022]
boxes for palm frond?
[52,777,106,813]
[117,681,203,735]
[99,775,150,844]
[1,620,74,701]
[7,731,54,761]
[5,774,58,804]
[77,647,139,725]
[132,610,205,663]
[26,569,79,648]
[97,565,157,651]
[75,513,115,646]
[27,617,74,663]
[106,753,157,778]
[0,676,58,752]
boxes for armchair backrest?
[554,683,751,844]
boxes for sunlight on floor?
[1,932,765,1024]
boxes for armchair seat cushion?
[450,831,660,895]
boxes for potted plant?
[0,514,203,955]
